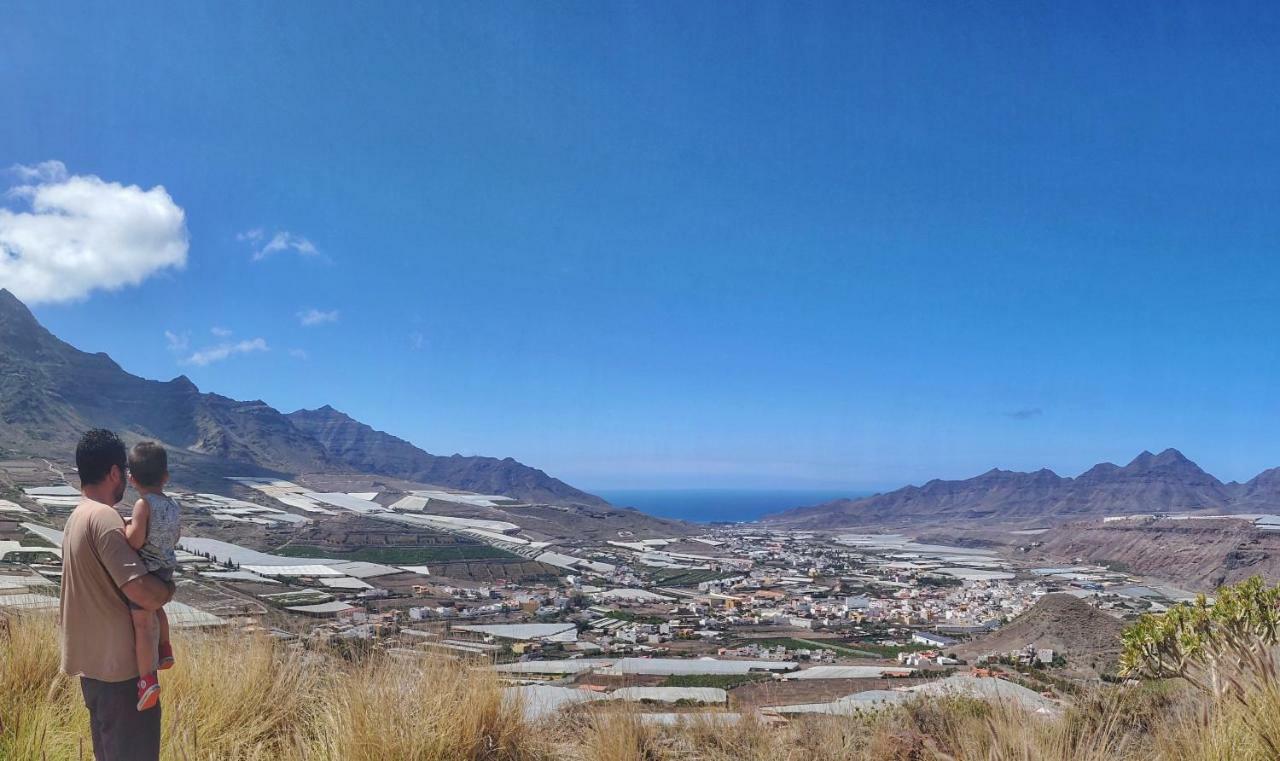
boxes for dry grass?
[310,652,547,761]
[575,712,666,761]
[5,610,1280,761]
[160,624,318,758]
[0,612,550,761]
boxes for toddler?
[123,441,180,711]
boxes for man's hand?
[120,573,173,611]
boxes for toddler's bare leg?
[130,607,158,676]
[157,606,171,646]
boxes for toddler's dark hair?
[128,441,168,488]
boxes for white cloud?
[11,161,68,184]
[297,308,339,327]
[210,326,232,338]
[240,228,318,261]
[184,338,269,367]
[0,161,189,304]
[164,330,190,352]
[288,348,309,360]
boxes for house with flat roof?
[912,631,959,648]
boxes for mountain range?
[768,448,1280,527]
[0,289,605,507]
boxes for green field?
[273,544,519,564]
[843,641,934,658]
[650,568,738,586]
[603,610,668,625]
[261,590,333,606]
[660,673,772,689]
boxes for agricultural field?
[273,543,518,564]
[659,672,772,690]
[603,610,669,625]
[842,640,935,658]
[427,559,565,583]
[650,568,737,586]
[261,590,334,607]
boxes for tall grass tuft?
[310,650,550,761]
[0,612,92,759]
[0,612,549,761]
[161,629,319,759]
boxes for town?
[0,457,1189,722]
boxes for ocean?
[594,488,864,524]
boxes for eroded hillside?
[1041,519,1280,591]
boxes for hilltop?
[956,594,1127,674]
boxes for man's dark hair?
[76,429,127,486]
[128,441,168,488]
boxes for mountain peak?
[0,288,54,354]
[1244,467,1280,490]
[295,404,350,420]
[0,288,38,323]
[1123,447,1199,472]
[168,374,199,391]
[1077,461,1120,480]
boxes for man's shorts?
[126,567,176,612]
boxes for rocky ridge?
[0,289,604,507]
[770,448,1280,527]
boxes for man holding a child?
[60,430,174,761]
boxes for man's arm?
[124,498,150,550]
[120,573,173,611]
[92,513,174,612]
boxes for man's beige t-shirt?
[60,498,155,682]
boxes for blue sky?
[3,2,1280,491]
